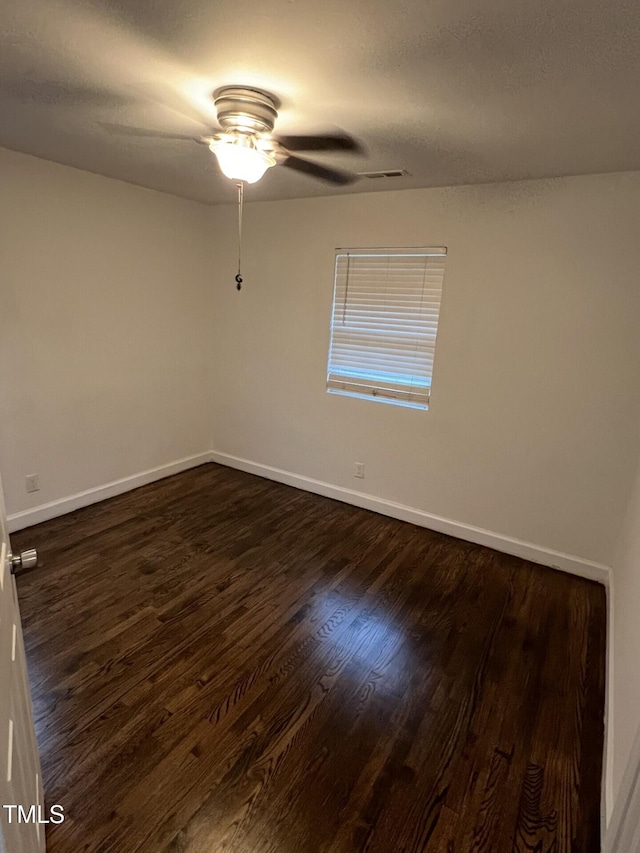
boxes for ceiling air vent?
[357,169,410,179]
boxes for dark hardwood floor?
[12,463,606,852]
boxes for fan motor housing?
[213,86,279,134]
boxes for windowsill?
[327,388,428,410]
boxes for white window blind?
[327,247,446,409]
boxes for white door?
[605,719,640,851]
[0,470,45,853]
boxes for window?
[326,247,447,409]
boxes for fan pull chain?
[235,180,244,291]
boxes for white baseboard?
[210,451,612,585]
[6,452,213,533]
[10,447,611,582]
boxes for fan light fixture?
[209,135,276,184]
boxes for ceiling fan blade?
[276,133,362,153]
[282,155,359,185]
[98,121,208,142]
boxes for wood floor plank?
[12,462,606,852]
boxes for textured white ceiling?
[1,0,639,204]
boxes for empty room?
[1,0,640,850]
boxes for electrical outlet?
[354,462,365,479]
[25,474,40,493]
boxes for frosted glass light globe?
[210,137,276,183]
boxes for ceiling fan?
[109,86,362,186]
[106,85,363,290]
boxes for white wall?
[0,147,214,518]
[210,172,640,568]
